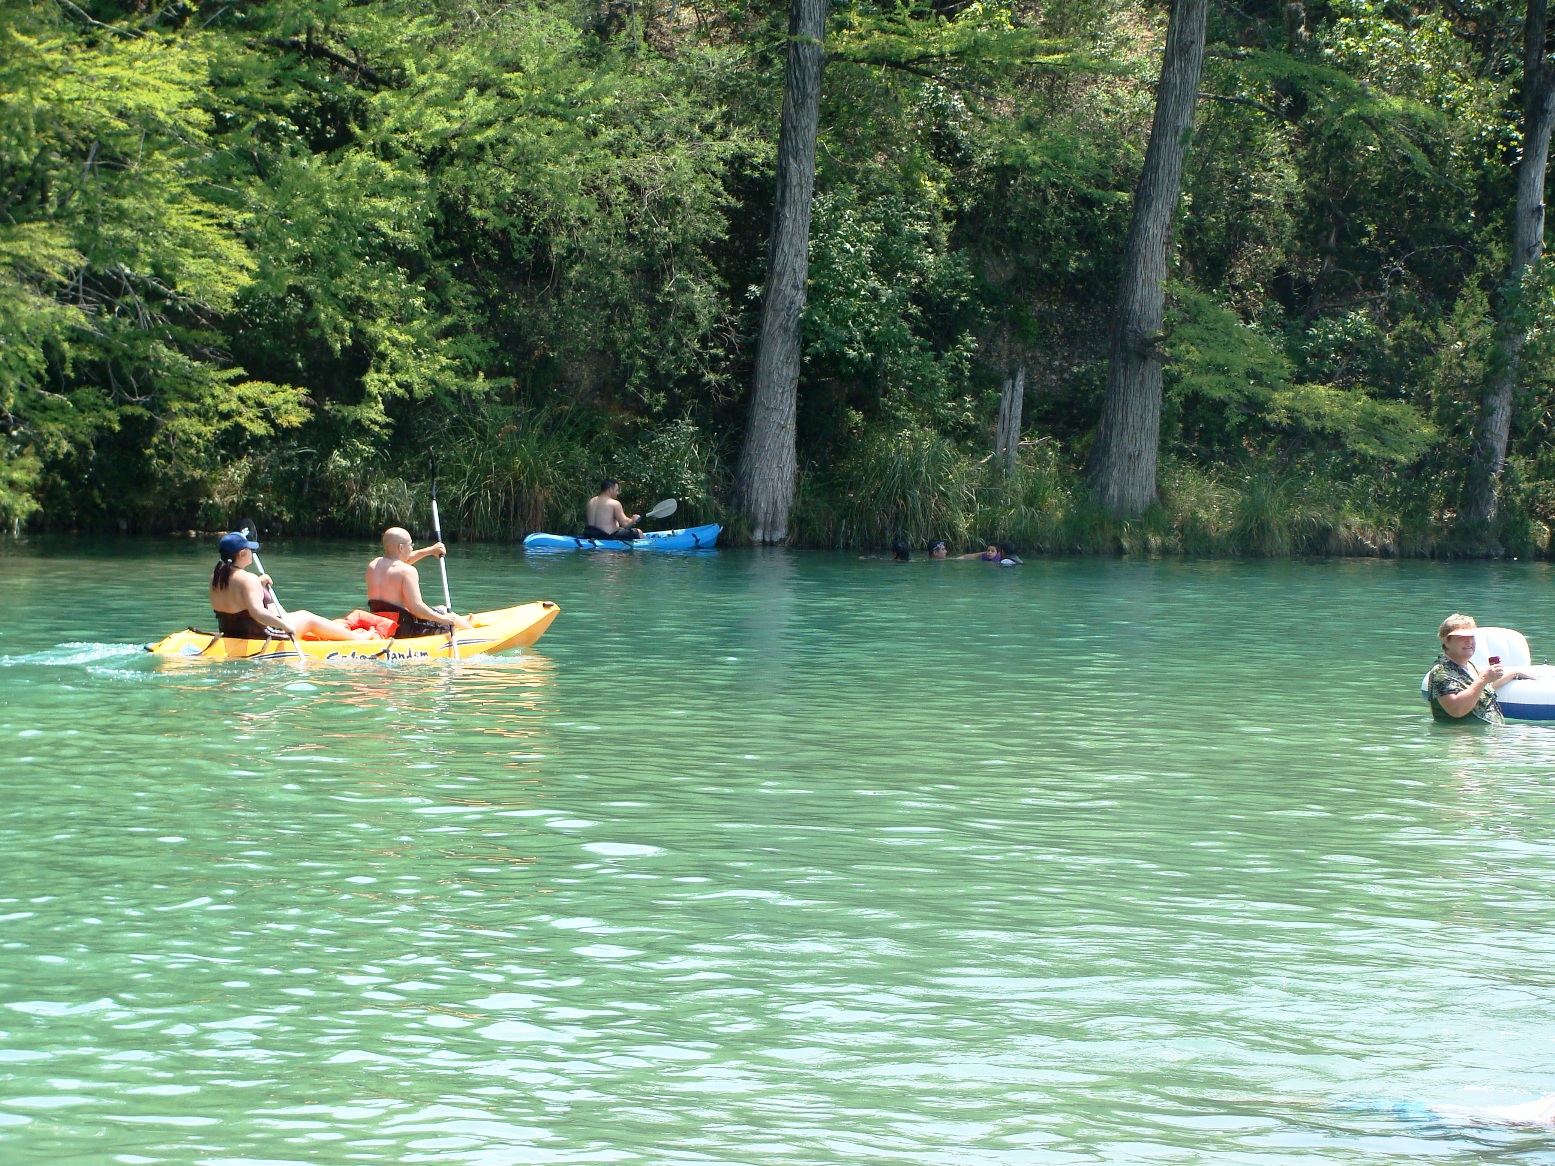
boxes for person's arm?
[239,574,293,634]
[610,499,640,528]
[405,542,446,566]
[1436,664,1505,717]
[396,565,474,630]
[1489,668,1533,690]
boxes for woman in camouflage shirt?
[1426,614,1527,724]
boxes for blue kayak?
[522,524,721,551]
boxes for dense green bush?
[611,420,722,528]
[5,0,1555,556]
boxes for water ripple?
[4,548,1555,1161]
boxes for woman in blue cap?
[210,531,367,641]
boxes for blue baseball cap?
[218,530,260,560]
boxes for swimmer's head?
[1439,613,1477,645]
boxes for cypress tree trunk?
[995,365,1025,473]
[735,0,830,544]
[1085,0,1209,517]
[1459,0,1555,551]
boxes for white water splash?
[0,642,145,668]
[1432,1094,1555,1127]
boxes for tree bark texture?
[1084,0,1209,517]
[735,0,830,543]
[995,365,1025,473]
[1459,0,1555,548]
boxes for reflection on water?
[5,541,1555,1162]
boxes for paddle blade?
[642,498,677,521]
[236,516,261,542]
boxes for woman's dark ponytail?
[212,559,236,590]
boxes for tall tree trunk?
[1085,0,1209,517]
[1459,0,1555,551]
[735,0,830,544]
[995,364,1025,473]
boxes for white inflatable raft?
[1420,626,1555,721]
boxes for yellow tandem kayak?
[146,601,560,662]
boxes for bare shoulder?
[230,570,264,605]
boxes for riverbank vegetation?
[6,0,1555,555]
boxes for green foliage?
[1,0,1550,557]
[830,0,1110,89]
[612,420,722,527]
[1267,383,1435,464]
[1165,286,1435,467]
[1164,284,1295,452]
[375,6,749,410]
[799,418,976,548]
[0,6,304,528]
[804,189,981,429]
[432,406,598,540]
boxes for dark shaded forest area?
[6,0,1555,555]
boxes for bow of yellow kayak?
[147,601,559,662]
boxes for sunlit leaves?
[0,7,303,525]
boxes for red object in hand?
[1489,655,1502,665]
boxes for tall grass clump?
[1227,470,1318,556]
[1053,463,1374,558]
[316,454,431,538]
[973,438,1070,550]
[438,406,596,539]
[816,423,977,548]
[1155,462,1233,554]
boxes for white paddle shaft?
[431,499,458,655]
[431,500,454,610]
[242,529,304,663]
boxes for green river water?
[4,539,1555,1164]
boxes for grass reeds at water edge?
[185,413,1546,557]
[205,410,728,543]
[792,440,1544,558]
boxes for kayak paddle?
[430,489,458,657]
[640,498,677,524]
[237,517,305,665]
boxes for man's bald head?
[382,527,412,553]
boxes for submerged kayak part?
[1418,625,1555,721]
[522,524,721,552]
[147,601,559,662]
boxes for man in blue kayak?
[584,479,643,541]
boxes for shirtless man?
[366,527,474,638]
[584,479,642,541]
[210,531,367,641]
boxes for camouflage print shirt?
[1426,653,1504,725]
